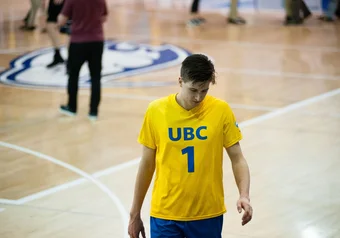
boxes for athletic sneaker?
[59,105,76,116]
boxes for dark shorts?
[150,215,223,238]
[47,0,64,23]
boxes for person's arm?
[128,145,156,238]
[57,0,71,27]
[226,142,253,226]
[57,14,68,27]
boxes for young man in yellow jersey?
[128,54,253,238]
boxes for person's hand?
[128,214,146,238]
[236,197,253,226]
[54,0,64,5]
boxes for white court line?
[1,87,340,206]
[0,199,15,204]
[1,36,340,55]
[0,142,130,238]
[0,47,42,54]
[115,33,340,53]
[15,158,141,205]
[104,67,340,81]
[0,208,5,212]
[119,67,340,81]
[0,84,277,112]
[0,158,140,205]
[217,68,340,81]
[1,56,339,84]
[228,103,276,112]
[240,88,340,128]
[101,93,277,112]
[0,87,339,238]
[0,47,39,54]
[301,111,340,119]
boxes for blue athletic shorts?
[150,215,223,238]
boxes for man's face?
[179,77,210,109]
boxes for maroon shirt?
[61,0,108,43]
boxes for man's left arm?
[57,0,70,27]
[57,14,68,27]
[226,142,253,226]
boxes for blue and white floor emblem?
[0,40,191,88]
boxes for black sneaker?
[60,105,76,117]
[228,17,246,25]
[20,25,36,31]
[186,18,205,27]
[284,18,303,25]
[47,57,64,68]
[318,15,335,22]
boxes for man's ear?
[178,77,182,87]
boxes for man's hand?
[57,14,68,27]
[128,214,146,238]
[236,197,253,226]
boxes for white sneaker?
[88,113,98,121]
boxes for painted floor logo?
[0,40,191,89]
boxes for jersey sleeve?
[223,105,243,148]
[137,104,157,150]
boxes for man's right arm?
[128,145,156,238]
[130,145,156,215]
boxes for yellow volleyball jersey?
[138,94,242,221]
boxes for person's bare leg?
[39,1,47,33]
[285,0,292,18]
[46,22,64,68]
[21,0,40,30]
[228,0,246,24]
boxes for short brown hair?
[180,54,216,84]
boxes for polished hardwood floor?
[0,0,340,237]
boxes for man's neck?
[176,93,193,111]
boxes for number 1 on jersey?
[181,146,194,173]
